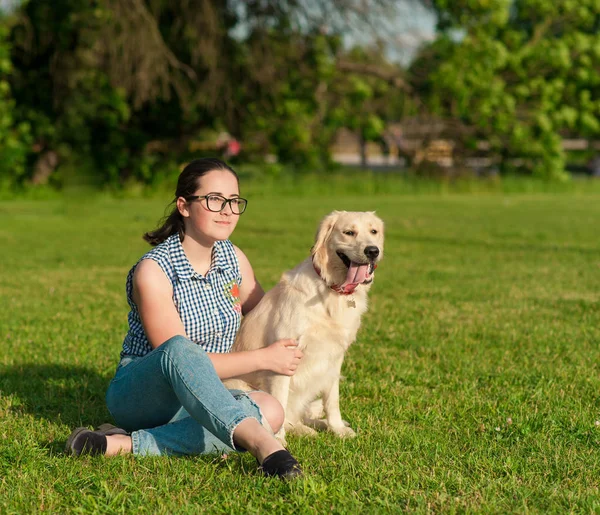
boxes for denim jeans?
[105,335,262,456]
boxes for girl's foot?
[233,418,303,479]
[259,449,303,479]
[65,425,131,456]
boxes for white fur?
[227,211,384,444]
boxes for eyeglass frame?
[185,194,248,214]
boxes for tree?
[411,0,600,179]
[3,0,415,185]
[326,45,410,167]
[0,20,31,189]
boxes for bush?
[0,23,31,189]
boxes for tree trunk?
[31,151,59,185]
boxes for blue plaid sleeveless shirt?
[121,233,243,357]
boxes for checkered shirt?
[121,233,243,357]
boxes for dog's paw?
[286,422,318,437]
[302,417,328,431]
[330,425,357,438]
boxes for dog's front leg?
[265,373,292,446]
[322,377,356,438]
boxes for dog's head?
[311,210,384,288]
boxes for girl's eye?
[208,195,223,202]
[371,229,378,234]
[344,230,355,236]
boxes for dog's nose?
[364,246,379,260]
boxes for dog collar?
[312,260,376,296]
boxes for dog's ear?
[311,211,340,271]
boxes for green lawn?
[1,191,600,513]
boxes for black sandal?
[65,427,108,456]
[65,424,129,456]
[259,449,303,480]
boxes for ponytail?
[143,204,184,246]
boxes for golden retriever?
[228,210,384,444]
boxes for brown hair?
[143,158,239,246]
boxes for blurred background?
[0,0,599,194]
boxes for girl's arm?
[132,259,301,379]
[208,339,301,379]
[132,259,187,348]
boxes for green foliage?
[0,22,31,189]
[240,31,340,169]
[1,0,599,187]
[414,0,600,180]
[1,1,413,184]
[8,1,135,187]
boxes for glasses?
[186,194,248,215]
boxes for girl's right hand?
[262,338,303,376]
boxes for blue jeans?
[105,335,262,456]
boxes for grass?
[4,167,600,202]
[1,188,600,513]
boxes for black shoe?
[259,450,303,480]
[65,427,108,456]
[96,423,129,436]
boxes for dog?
[228,210,384,444]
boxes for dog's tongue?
[342,261,370,287]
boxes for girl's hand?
[262,338,303,376]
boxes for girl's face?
[177,170,242,245]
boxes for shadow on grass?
[0,364,259,464]
[0,363,112,428]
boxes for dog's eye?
[370,229,378,234]
[343,230,355,237]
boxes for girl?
[66,158,303,479]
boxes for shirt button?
[215,331,222,337]
[204,283,211,289]
[214,309,219,315]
